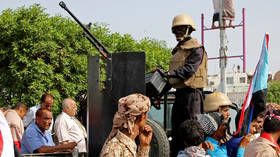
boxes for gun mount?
[59,1,110,59]
[59,2,170,156]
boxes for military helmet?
[204,92,234,112]
[172,14,196,31]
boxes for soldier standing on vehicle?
[165,14,208,157]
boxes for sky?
[1,0,280,75]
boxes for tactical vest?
[169,38,208,89]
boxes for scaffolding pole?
[219,0,227,93]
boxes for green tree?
[267,81,280,105]
[137,37,171,71]
[0,4,171,116]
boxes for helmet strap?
[175,26,191,42]
[183,26,191,39]
[185,26,190,35]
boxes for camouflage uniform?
[100,130,150,157]
[100,94,151,157]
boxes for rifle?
[59,1,112,90]
[59,1,111,59]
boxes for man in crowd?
[5,102,28,150]
[204,92,237,144]
[204,92,236,121]
[165,14,208,157]
[226,112,265,157]
[54,98,87,152]
[23,93,54,130]
[245,110,280,156]
[100,93,152,157]
[21,108,76,154]
[177,120,213,157]
[197,112,245,156]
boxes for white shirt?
[22,104,53,131]
[0,111,15,157]
[54,112,87,152]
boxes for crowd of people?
[0,92,279,157]
[0,93,153,157]
[169,90,280,157]
[100,93,279,157]
[0,93,87,156]
[0,8,277,157]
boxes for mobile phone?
[3,105,10,112]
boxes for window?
[240,77,246,83]
[226,77,234,84]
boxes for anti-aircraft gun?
[59,2,170,156]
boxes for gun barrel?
[59,1,110,58]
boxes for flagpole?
[219,0,227,93]
[233,34,269,136]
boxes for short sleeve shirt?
[205,137,244,157]
[54,112,87,152]
[205,137,228,157]
[21,123,54,154]
[5,110,24,142]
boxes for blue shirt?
[226,137,243,157]
[205,137,245,157]
[205,137,228,157]
[21,123,55,154]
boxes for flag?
[233,33,269,137]
[0,111,14,157]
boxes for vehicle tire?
[146,119,170,157]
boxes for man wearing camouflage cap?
[100,93,152,157]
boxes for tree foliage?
[0,4,171,116]
[267,81,280,105]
